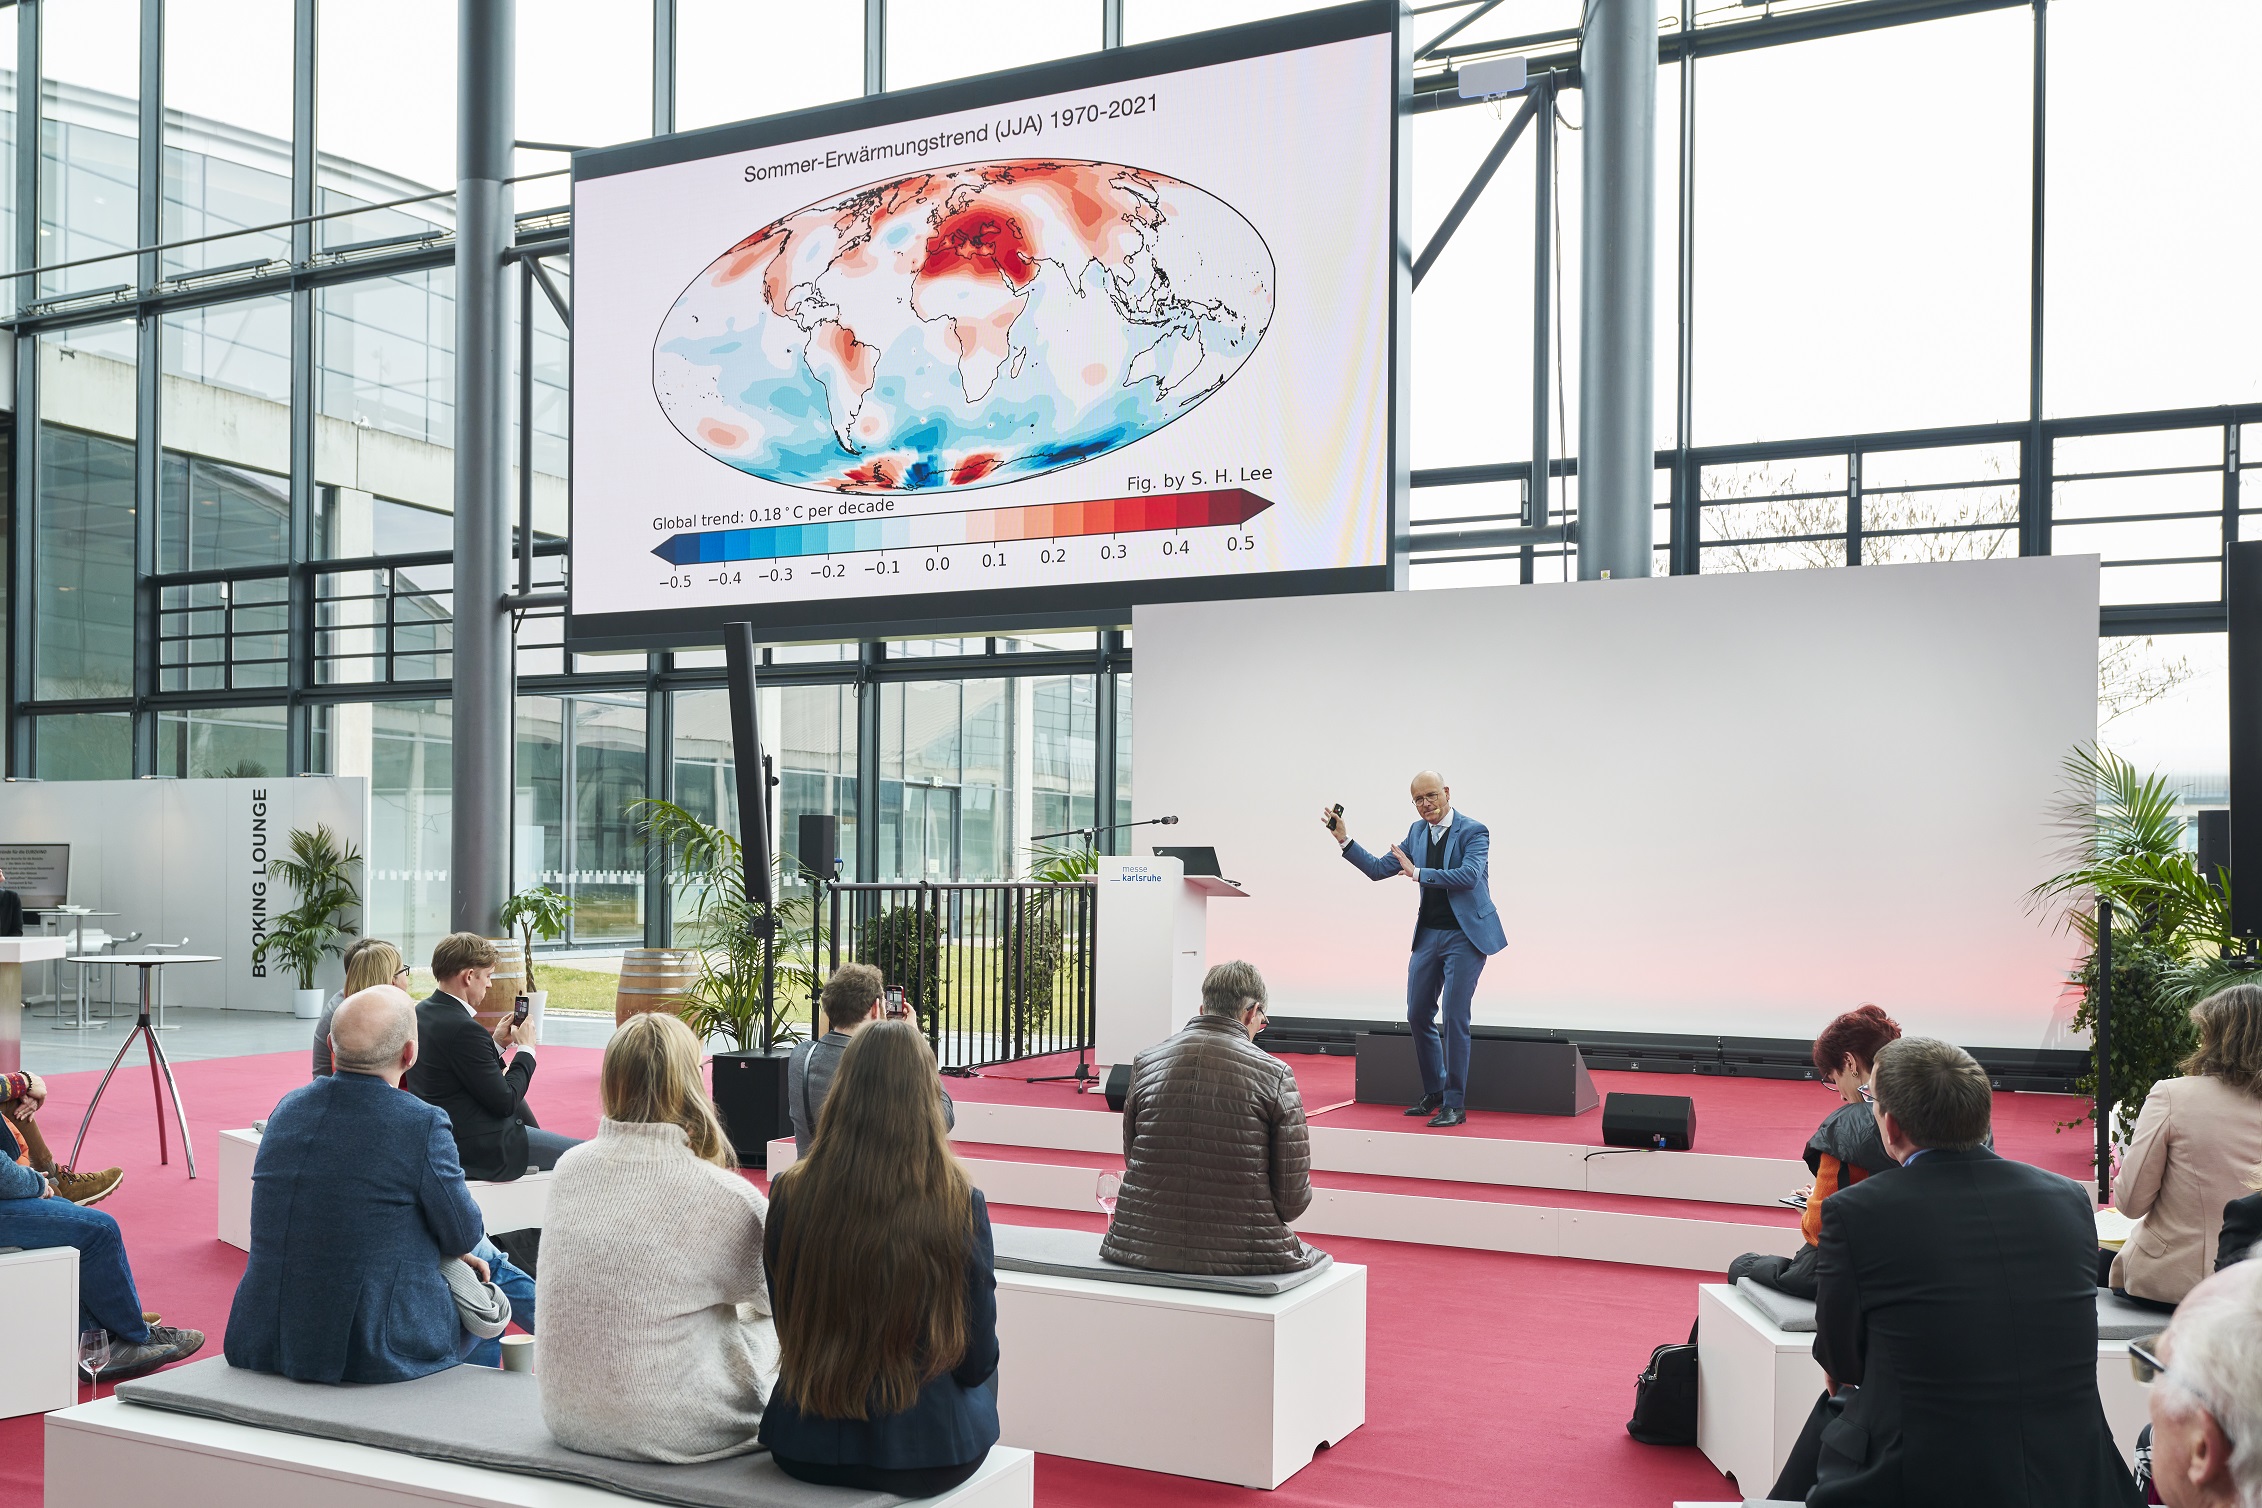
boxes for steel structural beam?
[1410,88,1539,289]
[1577,0,1658,581]
[451,0,516,937]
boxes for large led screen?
[569,3,1402,647]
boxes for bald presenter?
[1324,772,1507,1128]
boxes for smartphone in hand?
[511,994,530,1025]
[884,985,909,1019]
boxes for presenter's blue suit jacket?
[225,1070,487,1384]
[1343,816,1509,955]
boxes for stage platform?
[908,1050,2097,1271]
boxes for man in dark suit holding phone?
[1783,1036,2140,1507]
[1325,771,1508,1129]
[403,931,580,1181]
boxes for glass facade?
[5,1,2252,966]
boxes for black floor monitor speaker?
[1104,1063,1132,1113]
[1601,1092,1696,1151]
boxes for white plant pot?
[292,987,326,1021]
[525,989,548,1045]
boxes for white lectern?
[0,936,70,1074]
[1094,855,1248,1069]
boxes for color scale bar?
[652,489,1273,566]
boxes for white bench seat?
[993,1249,1366,1489]
[47,1396,1035,1508]
[0,1245,78,1418]
[220,1127,553,1250]
[1696,1281,2154,1496]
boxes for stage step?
[770,1134,1803,1274]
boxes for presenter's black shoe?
[1404,1093,1443,1117]
[1427,1106,1467,1128]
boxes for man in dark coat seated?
[1098,959,1320,1276]
[1776,1035,2140,1507]
[403,932,579,1180]
[225,985,535,1379]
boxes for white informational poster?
[0,778,369,1012]
[1133,557,2101,1050]
[569,3,1401,646]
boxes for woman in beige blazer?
[2111,984,2262,1305]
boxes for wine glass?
[78,1328,110,1402]
[1095,1171,1121,1219]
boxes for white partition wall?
[0,778,369,1012]
[1134,557,2098,1049]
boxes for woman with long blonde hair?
[534,1012,777,1462]
[759,1019,999,1495]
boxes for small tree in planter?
[256,825,362,1018]
[637,799,818,1162]
[498,885,575,1039]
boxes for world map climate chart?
[647,159,1279,569]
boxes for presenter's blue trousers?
[1408,925,1485,1111]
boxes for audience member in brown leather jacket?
[1098,960,1322,1276]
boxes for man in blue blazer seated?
[1327,771,1507,1128]
[225,985,537,1381]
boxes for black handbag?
[1626,1320,1700,1446]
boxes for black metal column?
[287,0,319,771]
[131,0,162,777]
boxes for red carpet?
[975,1048,2097,1179]
[5,1046,1753,1506]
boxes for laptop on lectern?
[1151,845,1220,877]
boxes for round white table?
[65,953,221,1178]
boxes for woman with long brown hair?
[535,1012,778,1462]
[759,1018,999,1495]
[2111,983,2262,1306]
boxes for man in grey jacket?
[787,961,954,1157]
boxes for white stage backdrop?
[0,778,369,1012]
[1134,557,2099,1049]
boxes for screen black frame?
[567,0,1407,652]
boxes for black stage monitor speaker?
[798,814,838,881]
[1104,1063,1132,1113]
[1601,1092,1696,1151]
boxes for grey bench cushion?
[993,1224,1332,1296]
[116,1358,902,1508]
[1732,1278,2170,1343]
[1735,1277,1817,1332]
[2095,1288,2171,1342]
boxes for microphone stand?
[1023,815,1181,1091]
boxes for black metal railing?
[820,880,1095,1071]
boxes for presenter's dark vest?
[1416,827,1461,934]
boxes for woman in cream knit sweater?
[536,1013,779,1462]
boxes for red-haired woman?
[1728,1004,1904,1298]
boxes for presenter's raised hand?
[1389,843,1418,880]
[1321,804,1348,845]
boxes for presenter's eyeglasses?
[1411,791,1446,810]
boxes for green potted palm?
[257,824,362,1018]
[2030,745,2232,1142]
[498,885,576,1041]
[637,799,818,1163]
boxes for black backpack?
[1626,1320,1699,1446]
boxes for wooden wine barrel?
[473,938,527,1029]
[616,947,700,1024]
